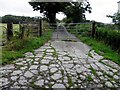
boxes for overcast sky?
[0,0,119,23]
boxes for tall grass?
[77,35,120,65]
[96,27,120,53]
[2,29,53,65]
[68,23,120,65]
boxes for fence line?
[0,19,43,46]
[0,21,102,46]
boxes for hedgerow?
[96,27,120,53]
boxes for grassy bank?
[77,35,120,65]
[96,27,120,53]
[2,29,53,65]
[68,23,120,65]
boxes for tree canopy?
[107,12,120,29]
[63,1,91,23]
[29,0,91,23]
[29,2,70,23]
[107,12,120,24]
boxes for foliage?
[107,12,120,24]
[77,35,120,65]
[2,29,53,65]
[29,2,69,23]
[2,15,37,24]
[63,1,91,23]
[68,23,120,65]
[29,1,92,23]
[107,12,120,30]
[73,23,120,53]
[96,27,120,53]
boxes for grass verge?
[77,35,120,65]
[1,29,53,65]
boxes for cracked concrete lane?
[0,25,120,89]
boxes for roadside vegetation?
[1,23,53,65]
[96,27,120,53]
[77,35,120,65]
[68,23,120,65]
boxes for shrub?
[96,27,120,53]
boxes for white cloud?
[85,0,119,23]
[0,0,40,17]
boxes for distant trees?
[107,12,120,24]
[29,0,91,23]
[2,15,36,24]
[107,12,120,30]
[63,1,91,23]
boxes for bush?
[2,29,53,65]
[96,27,120,53]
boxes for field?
[0,23,19,33]
[0,23,20,47]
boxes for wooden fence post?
[19,22,22,32]
[91,21,96,38]
[21,26,25,39]
[76,24,78,35]
[7,22,13,40]
[38,18,42,37]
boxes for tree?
[29,0,91,23]
[63,1,91,23]
[107,12,120,30]
[29,2,70,23]
[107,12,120,24]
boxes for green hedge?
[96,27,120,53]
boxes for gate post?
[7,22,13,40]
[19,22,22,32]
[91,21,96,38]
[76,24,78,35]
[21,26,25,39]
[38,17,42,37]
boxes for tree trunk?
[48,12,56,24]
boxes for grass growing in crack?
[89,66,97,76]
[104,72,113,79]
[2,30,53,65]
[48,83,53,88]
[30,83,41,89]
[67,75,73,87]
[61,69,64,75]
[42,49,47,59]
[64,55,73,60]
[51,47,58,59]
[88,51,93,58]
[86,75,93,81]
[99,60,117,70]
[102,72,115,81]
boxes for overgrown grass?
[2,29,53,65]
[77,35,120,65]
[96,27,120,52]
[68,23,120,65]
